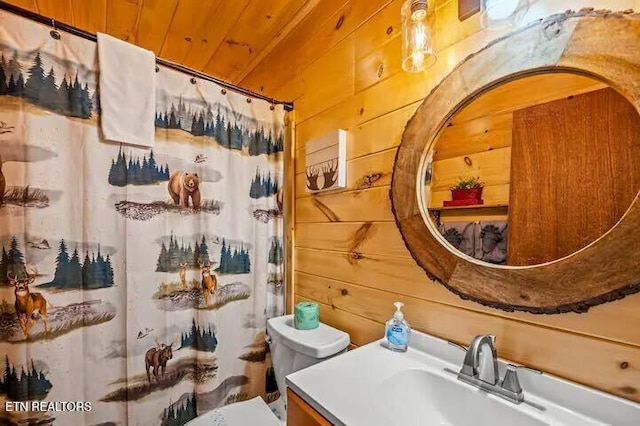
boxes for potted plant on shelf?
[443,176,484,207]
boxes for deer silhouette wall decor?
[305,129,347,193]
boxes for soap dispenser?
[385,302,411,352]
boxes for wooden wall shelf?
[430,204,508,211]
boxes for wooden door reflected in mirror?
[422,72,640,267]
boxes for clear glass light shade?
[401,0,436,73]
[480,0,529,30]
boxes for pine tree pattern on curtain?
[0,11,285,426]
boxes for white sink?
[286,330,640,426]
[381,369,546,426]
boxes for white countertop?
[285,331,640,426]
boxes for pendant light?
[401,0,436,73]
[480,0,529,30]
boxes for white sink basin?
[286,330,640,426]
[381,369,545,426]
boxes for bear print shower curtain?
[0,10,285,426]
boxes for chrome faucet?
[449,334,542,404]
[460,334,499,385]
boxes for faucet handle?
[506,363,543,375]
[501,364,523,396]
[500,363,543,399]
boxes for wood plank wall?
[244,0,640,402]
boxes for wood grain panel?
[354,32,402,92]
[134,0,179,53]
[431,147,511,191]
[509,87,640,265]
[287,388,332,426]
[296,186,393,223]
[158,0,222,63]
[351,0,479,92]
[353,0,403,60]
[294,35,356,123]
[435,113,513,161]
[232,0,322,85]
[295,102,418,176]
[429,147,511,208]
[239,0,349,94]
[438,206,508,223]
[36,0,73,23]
[203,0,306,80]
[454,73,606,124]
[295,265,640,348]
[434,0,480,50]
[294,1,614,132]
[71,0,107,34]
[353,0,454,61]
[240,0,390,96]
[4,0,38,12]
[292,0,498,124]
[295,248,459,304]
[293,25,501,143]
[296,148,396,198]
[179,0,251,70]
[295,222,410,258]
[106,0,141,42]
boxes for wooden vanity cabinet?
[287,388,332,426]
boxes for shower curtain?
[0,11,285,426]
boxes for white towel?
[97,32,156,147]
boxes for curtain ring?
[246,98,252,104]
[269,104,275,111]
[221,89,227,95]
[190,77,197,84]
[50,19,61,40]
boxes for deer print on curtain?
[0,10,285,426]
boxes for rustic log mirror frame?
[391,9,640,314]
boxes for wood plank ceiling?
[2,0,320,91]
[2,0,454,100]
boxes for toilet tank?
[266,315,350,402]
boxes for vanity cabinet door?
[287,388,332,426]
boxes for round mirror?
[420,72,640,267]
[393,11,640,313]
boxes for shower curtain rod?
[0,1,294,112]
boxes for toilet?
[266,314,351,420]
[186,315,350,426]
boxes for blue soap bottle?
[385,302,411,352]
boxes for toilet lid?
[267,315,350,359]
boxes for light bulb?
[401,0,436,73]
[411,51,425,69]
[413,25,427,48]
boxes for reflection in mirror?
[422,72,640,267]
